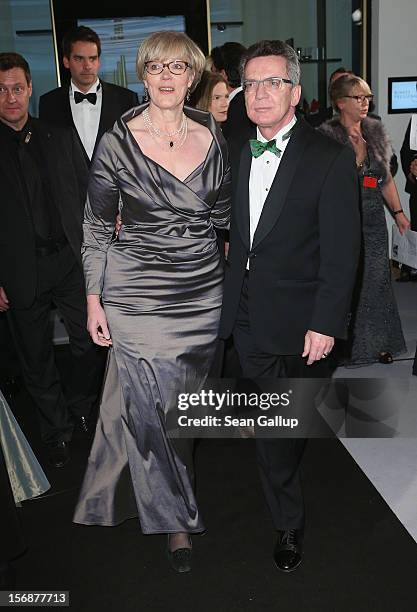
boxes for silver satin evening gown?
[73,105,230,533]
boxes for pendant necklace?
[142,107,188,150]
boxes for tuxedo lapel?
[93,80,112,158]
[252,119,312,249]
[63,85,91,165]
[235,142,252,250]
[61,87,75,129]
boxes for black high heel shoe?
[167,535,192,573]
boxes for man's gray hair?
[240,40,300,86]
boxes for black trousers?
[0,313,20,384]
[233,275,329,530]
[7,246,103,444]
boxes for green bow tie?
[249,138,281,158]
[249,125,295,158]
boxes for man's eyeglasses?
[145,60,190,75]
[242,77,293,93]
[344,94,374,103]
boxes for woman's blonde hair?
[190,71,228,112]
[330,74,372,112]
[136,31,205,92]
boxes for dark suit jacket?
[38,80,138,163]
[400,120,417,196]
[306,105,332,128]
[222,90,254,155]
[0,118,88,309]
[400,119,417,229]
[219,118,361,355]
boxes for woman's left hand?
[395,212,411,235]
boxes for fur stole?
[318,116,392,182]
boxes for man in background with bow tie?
[219,40,361,572]
[0,53,101,468]
[39,26,138,164]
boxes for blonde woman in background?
[320,75,409,366]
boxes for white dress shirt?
[228,85,243,103]
[248,115,297,252]
[69,79,102,160]
[410,114,417,150]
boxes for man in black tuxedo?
[0,53,100,467]
[39,26,138,164]
[219,40,361,572]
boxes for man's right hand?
[86,295,112,347]
[0,287,10,312]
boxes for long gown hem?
[73,516,206,534]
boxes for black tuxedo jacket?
[222,90,254,147]
[38,80,138,163]
[0,118,88,309]
[400,119,417,197]
[401,119,417,229]
[219,118,361,355]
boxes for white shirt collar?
[70,79,101,96]
[256,114,297,144]
[410,115,417,150]
[228,86,242,102]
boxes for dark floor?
[7,353,417,612]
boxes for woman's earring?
[143,87,149,103]
[186,88,191,102]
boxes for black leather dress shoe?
[166,536,192,573]
[48,441,70,468]
[273,529,303,573]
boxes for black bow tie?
[74,91,97,105]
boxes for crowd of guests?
[1,26,417,587]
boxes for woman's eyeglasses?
[145,60,190,75]
[344,95,374,103]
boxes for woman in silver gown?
[319,75,409,365]
[73,32,230,572]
